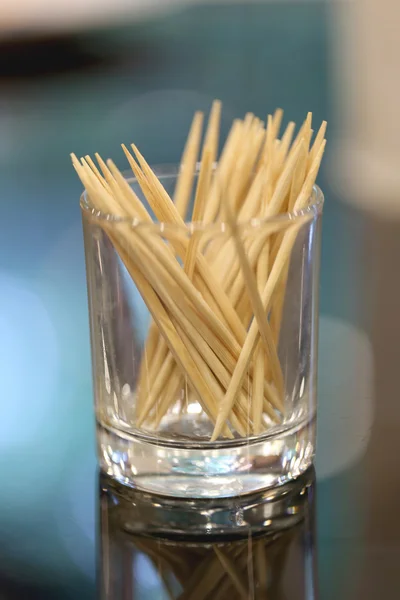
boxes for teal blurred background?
[0,1,375,599]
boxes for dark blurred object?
[0,35,107,80]
[0,36,109,79]
[98,468,317,599]
[0,576,58,600]
[0,33,154,80]
[0,575,93,600]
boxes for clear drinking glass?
[81,166,323,498]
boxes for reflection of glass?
[82,168,323,498]
[98,468,316,599]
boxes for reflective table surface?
[99,470,317,599]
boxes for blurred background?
[1,0,399,598]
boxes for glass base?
[97,415,315,499]
[100,466,316,541]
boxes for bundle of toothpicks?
[72,100,326,441]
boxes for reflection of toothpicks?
[128,527,298,600]
[214,546,248,599]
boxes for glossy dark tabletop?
[1,2,399,599]
[99,470,317,599]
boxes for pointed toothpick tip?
[130,142,141,157]
[121,143,131,157]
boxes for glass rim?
[80,163,324,234]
